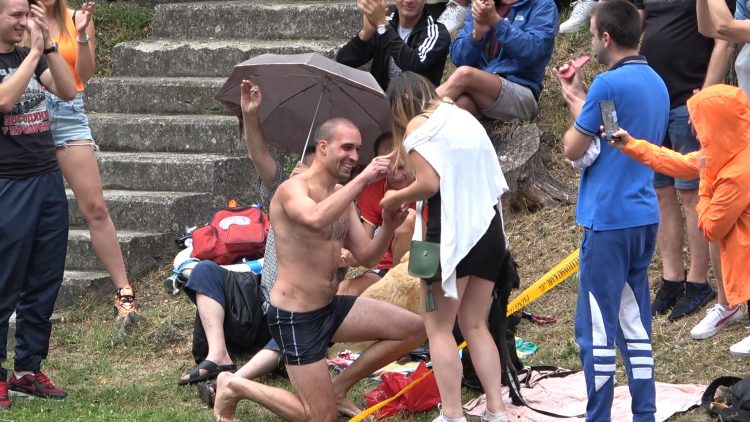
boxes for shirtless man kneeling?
[213,118,427,421]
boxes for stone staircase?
[58,0,362,309]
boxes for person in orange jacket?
[607,84,750,357]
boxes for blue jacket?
[450,0,558,98]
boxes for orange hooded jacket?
[620,85,750,307]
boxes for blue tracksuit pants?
[0,171,68,378]
[574,224,658,422]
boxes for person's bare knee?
[438,66,475,99]
[455,94,479,115]
[305,402,337,422]
[450,66,476,89]
[402,310,426,341]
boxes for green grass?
[69,0,154,76]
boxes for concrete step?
[86,77,227,115]
[96,152,259,204]
[67,189,216,232]
[66,229,174,279]
[56,270,113,310]
[153,1,359,40]
[89,113,243,154]
[113,38,343,77]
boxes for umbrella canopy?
[215,52,391,161]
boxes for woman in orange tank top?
[39,0,141,322]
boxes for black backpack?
[459,252,524,391]
[702,376,750,421]
[192,270,271,363]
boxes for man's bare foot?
[213,372,240,422]
[336,395,362,418]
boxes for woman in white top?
[380,72,509,422]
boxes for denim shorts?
[653,105,699,190]
[46,91,97,150]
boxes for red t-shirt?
[357,179,425,270]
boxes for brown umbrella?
[215,52,391,161]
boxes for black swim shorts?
[266,295,357,365]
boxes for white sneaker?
[432,404,467,422]
[559,0,597,34]
[438,0,468,33]
[690,304,745,340]
[730,334,750,357]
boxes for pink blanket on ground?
[463,371,705,421]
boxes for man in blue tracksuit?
[555,1,669,420]
[437,0,557,122]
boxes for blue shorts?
[46,91,97,150]
[184,261,227,308]
[653,106,699,190]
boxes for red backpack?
[191,202,270,265]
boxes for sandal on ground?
[521,311,557,325]
[178,360,236,386]
[196,381,215,408]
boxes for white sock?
[483,409,509,422]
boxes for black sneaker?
[669,282,716,321]
[652,279,684,316]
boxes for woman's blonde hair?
[22,0,71,46]
[48,0,73,40]
[385,71,443,165]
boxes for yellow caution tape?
[506,249,580,315]
[349,249,580,422]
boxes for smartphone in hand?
[599,100,619,141]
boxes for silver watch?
[377,24,387,35]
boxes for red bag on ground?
[364,361,441,419]
[191,204,270,265]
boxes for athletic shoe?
[0,380,9,409]
[8,372,67,400]
[669,282,716,321]
[559,0,597,33]
[651,279,684,316]
[730,334,750,357]
[432,404,467,422]
[438,0,468,33]
[690,304,745,340]
[114,286,142,321]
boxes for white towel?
[571,137,600,169]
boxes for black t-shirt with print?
[0,46,55,179]
[637,0,735,109]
